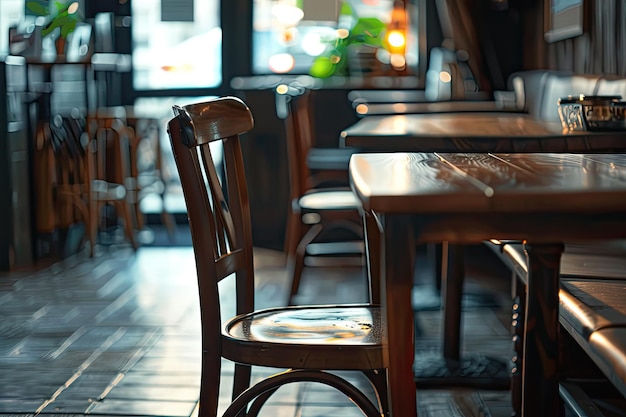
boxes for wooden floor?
[0,226,516,417]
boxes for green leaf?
[42,18,62,37]
[340,2,354,17]
[351,17,385,38]
[60,19,77,38]
[26,2,49,16]
[309,56,336,78]
[53,1,68,14]
[348,17,385,48]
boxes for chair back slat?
[215,248,246,280]
[198,144,234,256]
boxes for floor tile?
[0,242,516,416]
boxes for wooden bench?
[490,240,626,415]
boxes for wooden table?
[341,111,626,389]
[349,152,626,417]
[341,112,626,152]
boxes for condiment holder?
[558,95,626,131]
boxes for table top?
[19,53,131,72]
[350,152,626,242]
[353,100,502,117]
[349,151,626,417]
[341,112,626,152]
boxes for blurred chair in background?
[275,83,367,305]
[85,106,138,251]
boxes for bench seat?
[493,240,626,400]
[561,278,626,338]
[588,328,626,398]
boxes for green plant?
[26,1,81,39]
[309,2,386,78]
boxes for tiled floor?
[0,231,516,417]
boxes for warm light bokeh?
[386,30,406,49]
[268,53,295,73]
[67,2,79,14]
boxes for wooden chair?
[275,83,366,305]
[124,107,175,237]
[167,97,386,417]
[85,107,138,252]
[89,106,175,237]
[48,114,90,253]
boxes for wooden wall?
[443,0,626,90]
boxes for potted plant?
[26,0,82,55]
[309,2,387,78]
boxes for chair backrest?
[167,97,255,416]
[49,114,87,228]
[538,72,600,122]
[594,76,626,98]
[88,113,132,186]
[93,12,116,53]
[275,84,315,201]
[507,70,602,122]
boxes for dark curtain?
[549,0,626,76]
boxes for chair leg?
[131,187,144,231]
[231,363,252,417]
[288,223,322,305]
[114,200,138,250]
[88,199,101,256]
[284,199,303,262]
[364,212,381,304]
[161,207,177,241]
[363,369,388,416]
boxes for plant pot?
[55,37,66,56]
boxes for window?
[0,0,26,56]
[131,0,221,90]
[252,0,419,76]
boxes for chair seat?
[224,304,383,370]
[307,147,359,171]
[299,189,361,211]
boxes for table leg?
[521,243,564,417]
[442,242,464,364]
[382,214,417,417]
